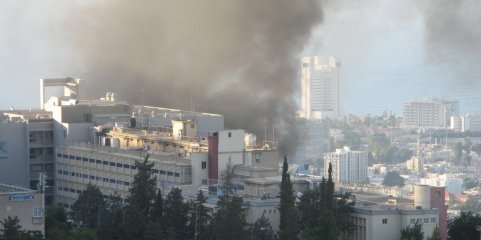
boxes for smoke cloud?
[420,0,481,86]
[59,0,323,155]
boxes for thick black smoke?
[60,1,323,155]
[420,0,481,86]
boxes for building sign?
[9,194,35,201]
[0,141,6,160]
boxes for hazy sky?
[0,0,480,115]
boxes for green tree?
[97,195,125,240]
[448,211,481,240]
[251,214,276,240]
[278,156,299,240]
[209,162,248,240]
[163,187,190,240]
[368,134,391,159]
[382,171,405,187]
[45,207,72,240]
[128,155,157,215]
[463,178,479,190]
[472,143,481,155]
[427,227,441,240]
[210,196,247,240]
[189,190,211,240]
[0,216,42,240]
[400,222,423,240]
[451,142,463,162]
[122,154,157,240]
[71,183,106,229]
[1,216,23,240]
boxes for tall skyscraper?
[324,146,368,183]
[299,56,339,120]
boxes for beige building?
[0,183,44,235]
[55,143,194,208]
[349,205,439,240]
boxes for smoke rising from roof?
[59,1,323,155]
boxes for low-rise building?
[0,183,45,235]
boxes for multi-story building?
[402,98,459,129]
[0,111,55,205]
[324,147,368,183]
[55,144,193,208]
[299,56,339,120]
[450,113,481,132]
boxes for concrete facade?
[402,98,459,129]
[0,183,44,235]
[299,56,340,120]
[324,147,368,183]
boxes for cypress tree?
[278,156,299,240]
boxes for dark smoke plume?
[420,0,481,86]
[60,1,323,155]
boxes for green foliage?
[448,211,481,240]
[45,206,72,240]
[400,222,424,240]
[0,216,43,240]
[251,214,277,240]
[278,156,299,240]
[460,199,481,213]
[426,227,441,240]
[382,171,405,187]
[451,142,463,162]
[472,143,481,155]
[128,155,157,215]
[121,155,157,240]
[71,183,106,229]
[210,196,248,240]
[367,133,413,164]
[189,190,211,240]
[298,163,355,240]
[97,196,124,240]
[163,187,190,240]
[463,178,479,190]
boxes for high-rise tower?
[299,56,339,119]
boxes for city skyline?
[1,1,480,116]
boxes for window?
[82,158,88,162]
[33,207,42,217]
[175,173,180,177]
[110,162,115,166]
[90,175,95,180]
[228,132,232,137]
[382,218,388,224]
[152,169,159,174]
[76,156,81,160]
[89,159,95,163]
[96,160,102,164]
[69,155,75,160]
[116,163,122,168]
[57,170,62,174]
[435,191,441,198]
[417,218,422,223]
[160,170,166,175]
[255,153,261,164]
[201,161,207,169]
[424,218,429,223]
[57,153,62,157]
[430,218,436,223]
[123,164,130,169]
[110,179,115,183]
[62,154,68,159]
[103,161,109,165]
